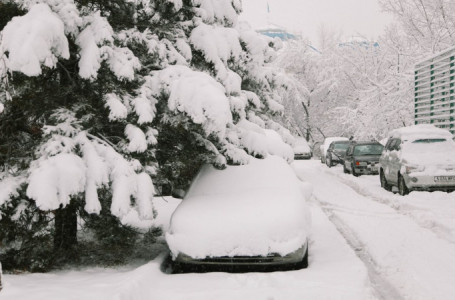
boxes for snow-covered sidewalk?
[294,160,455,300]
[2,203,374,300]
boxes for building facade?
[414,46,455,134]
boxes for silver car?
[379,125,455,195]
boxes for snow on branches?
[0,0,296,225]
[0,3,69,76]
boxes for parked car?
[379,125,455,195]
[293,137,312,160]
[320,137,349,164]
[343,141,384,176]
[326,140,350,167]
[166,156,312,272]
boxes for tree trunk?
[0,261,3,292]
[54,200,78,250]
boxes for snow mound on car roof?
[389,124,453,141]
[166,156,311,259]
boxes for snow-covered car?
[293,137,312,160]
[343,141,384,176]
[379,125,455,195]
[320,137,349,164]
[326,140,350,167]
[166,156,312,272]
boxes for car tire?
[351,163,359,177]
[326,156,332,168]
[380,170,392,191]
[398,174,409,196]
[295,247,309,269]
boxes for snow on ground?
[294,160,455,300]
[324,164,455,244]
[2,198,374,299]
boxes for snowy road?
[3,159,455,300]
[294,160,455,300]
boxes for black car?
[344,141,384,176]
[326,140,351,167]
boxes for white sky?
[240,0,393,46]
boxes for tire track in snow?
[316,202,404,300]
[294,160,455,300]
[323,167,455,244]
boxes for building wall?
[415,47,455,134]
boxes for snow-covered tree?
[0,0,294,270]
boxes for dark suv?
[326,140,350,167]
[343,141,384,176]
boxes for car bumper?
[294,153,312,160]
[353,166,379,175]
[172,243,308,272]
[404,174,455,191]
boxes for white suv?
[379,125,455,195]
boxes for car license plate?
[434,176,455,182]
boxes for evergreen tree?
[0,0,295,271]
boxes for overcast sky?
[240,0,393,46]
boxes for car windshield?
[334,143,349,150]
[412,138,447,143]
[353,144,384,155]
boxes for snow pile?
[166,156,311,258]
[235,119,293,162]
[0,3,69,76]
[264,129,294,163]
[294,137,311,154]
[388,124,453,142]
[1,202,375,300]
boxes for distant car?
[326,140,350,167]
[293,137,312,160]
[343,141,384,176]
[379,125,455,195]
[320,137,349,164]
[166,156,312,272]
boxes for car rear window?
[412,138,447,143]
[334,143,349,150]
[354,144,384,155]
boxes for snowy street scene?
[1,0,455,299]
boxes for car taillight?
[355,161,360,166]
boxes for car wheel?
[351,164,359,177]
[398,174,409,196]
[296,247,309,269]
[326,156,332,168]
[380,170,392,191]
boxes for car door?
[345,144,354,171]
[381,138,394,181]
[388,139,402,184]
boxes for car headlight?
[405,164,425,174]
